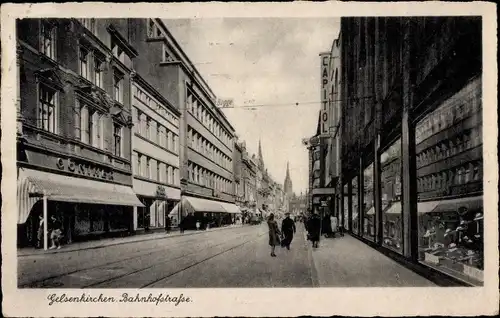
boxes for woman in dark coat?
[307,212,321,248]
[267,213,281,257]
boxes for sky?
[163,18,340,194]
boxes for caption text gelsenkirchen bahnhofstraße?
[47,293,192,306]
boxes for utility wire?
[220,96,374,110]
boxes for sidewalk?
[18,224,244,257]
[308,233,437,287]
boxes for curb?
[18,224,246,257]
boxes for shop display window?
[108,206,129,231]
[416,76,483,285]
[363,163,375,241]
[343,183,349,230]
[380,138,403,253]
[351,177,359,235]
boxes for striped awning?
[17,168,144,224]
[219,202,242,214]
[182,196,227,213]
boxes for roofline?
[155,19,236,134]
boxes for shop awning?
[431,196,483,213]
[417,196,483,214]
[182,196,227,213]
[219,202,242,214]
[17,168,144,224]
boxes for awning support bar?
[43,191,48,251]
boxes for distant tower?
[284,161,293,198]
[258,139,265,170]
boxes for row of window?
[134,108,179,154]
[417,162,482,193]
[134,151,179,186]
[41,20,126,105]
[188,127,232,171]
[75,101,123,157]
[416,128,482,169]
[415,80,481,144]
[186,90,232,147]
[38,83,124,157]
[132,85,179,126]
[188,161,232,194]
[78,45,104,89]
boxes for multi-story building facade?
[241,145,258,212]
[133,19,239,224]
[289,192,308,217]
[128,19,182,230]
[16,18,144,248]
[340,17,482,286]
[233,141,245,208]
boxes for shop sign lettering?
[56,158,114,181]
[320,53,331,135]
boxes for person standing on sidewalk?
[165,216,171,234]
[49,215,63,250]
[307,212,321,248]
[179,217,186,234]
[267,213,281,257]
[36,215,44,249]
[281,212,296,250]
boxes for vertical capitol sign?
[319,52,331,135]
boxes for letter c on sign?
[56,158,64,170]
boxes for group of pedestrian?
[267,212,296,257]
[36,214,63,250]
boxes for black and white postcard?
[1,2,498,317]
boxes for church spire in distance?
[284,161,293,197]
[258,139,265,170]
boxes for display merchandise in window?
[416,76,483,285]
[351,177,359,235]
[363,163,375,241]
[343,183,350,230]
[380,138,403,253]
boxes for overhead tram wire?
[220,96,374,110]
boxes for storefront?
[133,178,181,232]
[169,196,240,230]
[342,76,483,286]
[17,167,144,249]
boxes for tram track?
[20,227,260,288]
[21,227,265,288]
[141,231,267,288]
[87,231,265,288]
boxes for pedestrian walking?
[267,213,281,257]
[281,212,296,250]
[307,212,321,248]
[196,220,201,231]
[49,215,63,250]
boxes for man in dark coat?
[281,213,296,250]
[307,212,321,248]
